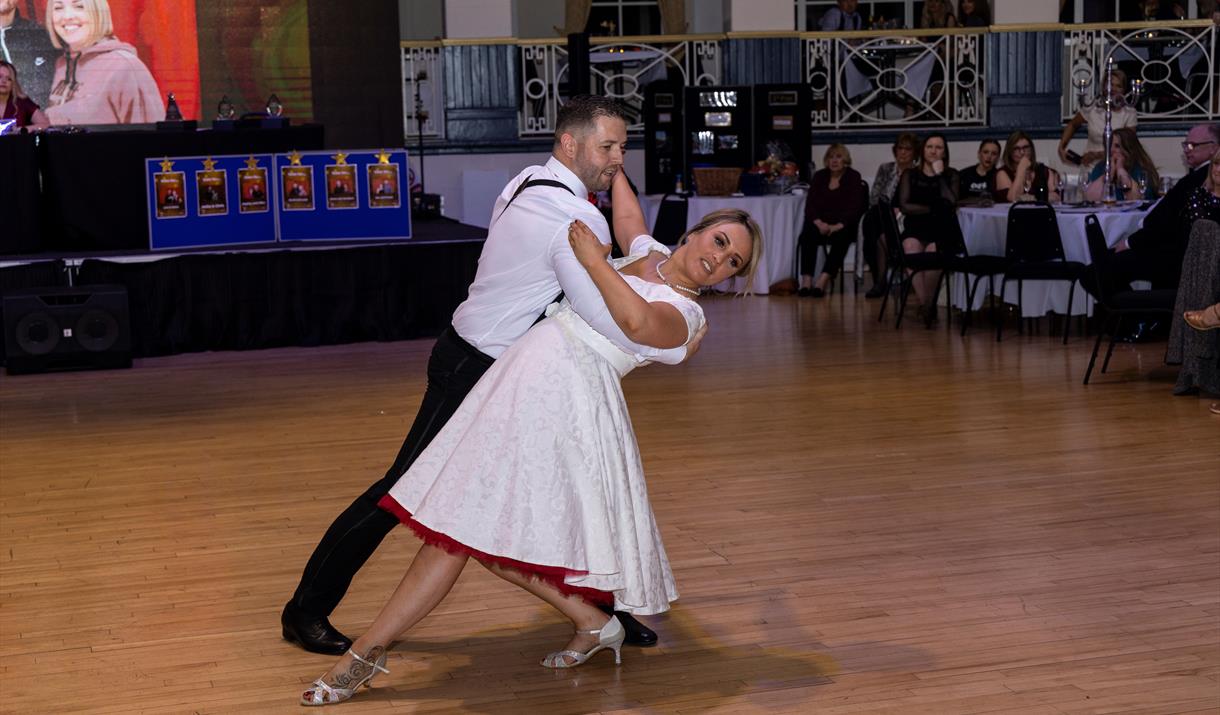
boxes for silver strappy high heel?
[540,615,625,668]
[300,648,389,706]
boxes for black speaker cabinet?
[2,285,132,375]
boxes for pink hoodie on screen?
[45,37,165,125]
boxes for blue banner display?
[146,154,278,251]
[274,149,413,242]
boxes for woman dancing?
[299,170,763,705]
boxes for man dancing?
[282,95,701,655]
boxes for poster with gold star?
[281,161,315,211]
[324,153,358,210]
[367,150,401,209]
[154,158,187,219]
[195,158,229,216]
[238,156,269,214]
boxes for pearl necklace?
[655,259,700,297]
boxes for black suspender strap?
[494,174,580,326]
[496,175,576,221]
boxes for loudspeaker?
[2,285,132,375]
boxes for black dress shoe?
[281,602,353,655]
[865,284,885,299]
[810,287,826,298]
[797,287,812,297]
[598,605,657,647]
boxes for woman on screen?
[0,60,51,130]
[43,0,165,125]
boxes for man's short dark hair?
[1205,123,1220,145]
[555,95,627,142]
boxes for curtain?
[556,0,593,35]
[658,0,687,34]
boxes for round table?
[955,203,1150,316]
[639,193,806,294]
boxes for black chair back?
[1082,213,1114,304]
[652,193,689,246]
[1005,201,1065,263]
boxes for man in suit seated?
[1110,123,1220,291]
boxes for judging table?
[639,193,807,294]
[954,202,1151,317]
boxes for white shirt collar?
[544,156,589,198]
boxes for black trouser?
[289,326,495,617]
[798,226,855,280]
[1107,243,1184,294]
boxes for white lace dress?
[378,238,704,615]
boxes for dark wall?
[309,0,404,148]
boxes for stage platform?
[0,217,486,359]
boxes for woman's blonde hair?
[0,60,28,100]
[921,0,956,28]
[46,0,114,51]
[1208,150,1220,193]
[677,209,765,292]
[823,143,853,168]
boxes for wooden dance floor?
[2,293,1217,714]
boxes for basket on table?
[692,167,743,197]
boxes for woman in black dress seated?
[797,143,867,297]
[898,133,959,314]
[994,130,1060,203]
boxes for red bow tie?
[588,192,597,205]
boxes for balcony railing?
[517,35,723,137]
[402,22,1218,143]
[803,28,986,128]
[1063,20,1215,122]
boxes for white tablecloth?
[954,203,1150,316]
[639,193,806,294]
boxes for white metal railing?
[1063,22,1216,121]
[518,36,722,137]
[803,29,986,128]
[402,45,444,139]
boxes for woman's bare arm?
[568,219,690,349]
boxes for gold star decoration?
[201,157,217,171]
[331,152,348,165]
[288,150,303,166]
[244,156,260,170]
[159,158,175,172]
[375,150,393,165]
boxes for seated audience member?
[1167,198,1220,394]
[0,60,49,130]
[920,0,959,27]
[862,132,919,298]
[1058,69,1137,169]
[820,0,864,30]
[1110,123,1220,290]
[958,0,991,26]
[798,144,867,297]
[898,133,959,316]
[994,131,1061,203]
[1168,156,1220,393]
[1083,128,1160,202]
[1184,150,1220,225]
[959,139,1000,205]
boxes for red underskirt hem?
[377,494,614,608]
